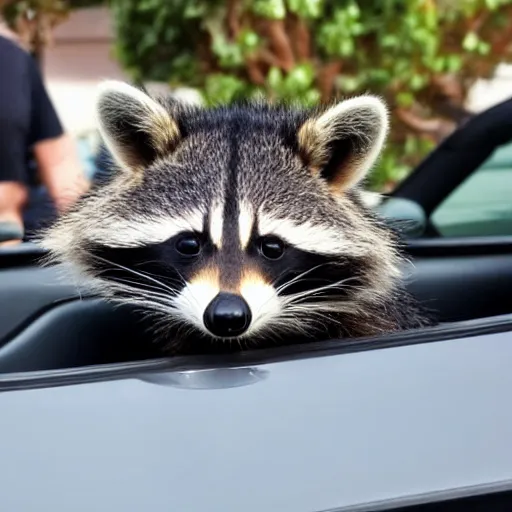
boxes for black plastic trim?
[405,236,512,257]
[391,489,512,511]
[0,243,47,269]
[324,484,512,511]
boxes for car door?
[0,317,511,512]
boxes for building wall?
[467,64,512,112]
[42,6,128,136]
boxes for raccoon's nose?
[203,293,252,338]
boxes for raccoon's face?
[41,81,400,350]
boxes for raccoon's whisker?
[88,253,177,294]
[171,267,205,312]
[281,276,361,305]
[287,301,352,312]
[248,264,341,327]
[100,280,178,314]
[288,301,362,318]
[273,263,339,293]
[272,315,313,337]
[107,276,175,297]
[119,292,174,312]
[249,308,315,339]
[115,297,170,315]
[281,306,342,326]
[129,263,186,287]
[110,288,173,309]
[101,279,175,304]
[276,277,338,294]
[172,320,199,344]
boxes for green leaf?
[239,30,260,51]
[338,75,360,92]
[287,63,315,88]
[252,0,286,19]
[477,40,491,55]
[396,91,414,107]
[485,0,500,10]
[204,74,248,105]
[346,1,360,19]
[267,66,284,89]
[381,34,399,48]
[462,31,479,51]
[339,38,355,57]
[446,54,463,72]
[286,0,323,18]
[183,2,205,18]
[409,73,428,91]
[303,89,321,106]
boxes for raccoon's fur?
[40,80,435,354]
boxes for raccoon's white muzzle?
[171,277,282,339]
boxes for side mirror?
[376,197,427,238]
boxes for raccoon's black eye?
[260,236,285,260]
[175,234,201,256]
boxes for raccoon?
[40,80,435,354]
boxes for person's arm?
[27,56,90,213]
[33,134,90,213]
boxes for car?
[0,98,511,512]
[380,95,512,240]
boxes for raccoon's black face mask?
[40,80,425,353]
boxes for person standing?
[0,33,89,245]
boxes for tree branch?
[467,10,489,33]
[262,18,295,71]
[395,107,456,143]
[226,0,241,40]
[490,18,512,55]
[288,14,311,61]
[254,47,282,68]
[246,58,266,85]
[318,61,342,102]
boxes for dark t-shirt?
[0,35,63,185]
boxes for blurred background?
[2,0,512,191]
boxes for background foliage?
[4,0,512,190]
[109,0,512,190]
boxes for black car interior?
[0,234,510,374]
[0,98,511,374]
[393,488,512,512]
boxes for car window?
[431,142,512,237]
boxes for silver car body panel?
[0,328,511,511]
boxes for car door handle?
[137,367,268,390]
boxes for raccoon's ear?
[297,95,389,192]
[95,80,181,172]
